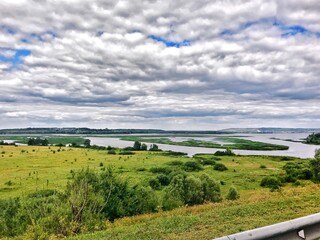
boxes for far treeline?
[305,133,320,145]
[0,127,225,135]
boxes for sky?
[0,0,320,130]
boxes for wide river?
[88,133,320,159]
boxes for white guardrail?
[213,212,320,240]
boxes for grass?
[119,136,289,151]
[0,145,315,239]
[68,185,320,240]
[0,135,87,145]
[0,146,294,199]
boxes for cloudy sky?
[0,0,319,130]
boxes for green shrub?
[126,185,159,215]
[226,186,240,200]
[214,148,235,156]
[149,178,161,190]
[199,159,216,166]
[157,174,170,186]
[150,167,172,174]
[200,174,222,203]
[167,160,184,166]
[260,176,282,190]
[136,167,146,172]
[162,151,187,156]
[184,176,204,205]
[213,163,228,171]
[107,150,116,154]
[119,150,134,155]
[183,161,203,172]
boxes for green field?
[0,145,318,239]
[119,136,289,150]
[0,135,87,146]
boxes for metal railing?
[213,212,320,240]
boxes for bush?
[183,161,203,172]
[157,174,170,186]
[149,178,161,190]
[162,151,187,156]
[184,176,204,205]
[283,162,313,182]
[150,167,172,175]
[214,148,235,156]
[260,176,282,190]
[226,186,240,200]
[107,150,116,155]
[167,160,184,166]
[163,174,222,210]
[126,185,159,215]
[213,163,228,171]
[200,174,221,203]
[119,150,134,155]
[203,159,217,166]
[136,167,146,172]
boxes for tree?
[226,186,240,200]
[149,144,159,151]
[140,143,147,151]
[184,176,204,205]
[84,139,91,148]
[200,174,222,202]
[310,150,320,182]
[133,141,141,151]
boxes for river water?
[88,133,319,159]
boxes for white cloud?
[0,0,319,129]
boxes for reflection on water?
[88,133,320,159]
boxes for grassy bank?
[120,136,289,151]
[68,185,320,240]
[0,135,87,145]
[0,145,293,199]
[0,145,316,240]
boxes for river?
[88,133,319,159]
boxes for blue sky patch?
[149,35,191,48]
[220,17,318,39]
[20,31,57,43]
[1,25,16,35]
[0,48,31,67]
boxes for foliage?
[149,144,160,151]
[163,174,221,210]
[305,133,320,145]
[213,163,228,171]
[149,178,161,190]
[167,160,184,166]
[260,176,282,190]
[150,167,172,174]
[183,161,203,172]
[214,148,235,156]
[133,141,141,151]
[157,174,171,186]
[283,162,312,182]
[28,137,49,146]
[161,151,187,156]
[141,143,148,151]
[226,186,240,200]
[197,158,216,166]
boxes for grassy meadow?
[0,145,293,199]
[119,136,289,150]
[0,144,319,239]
